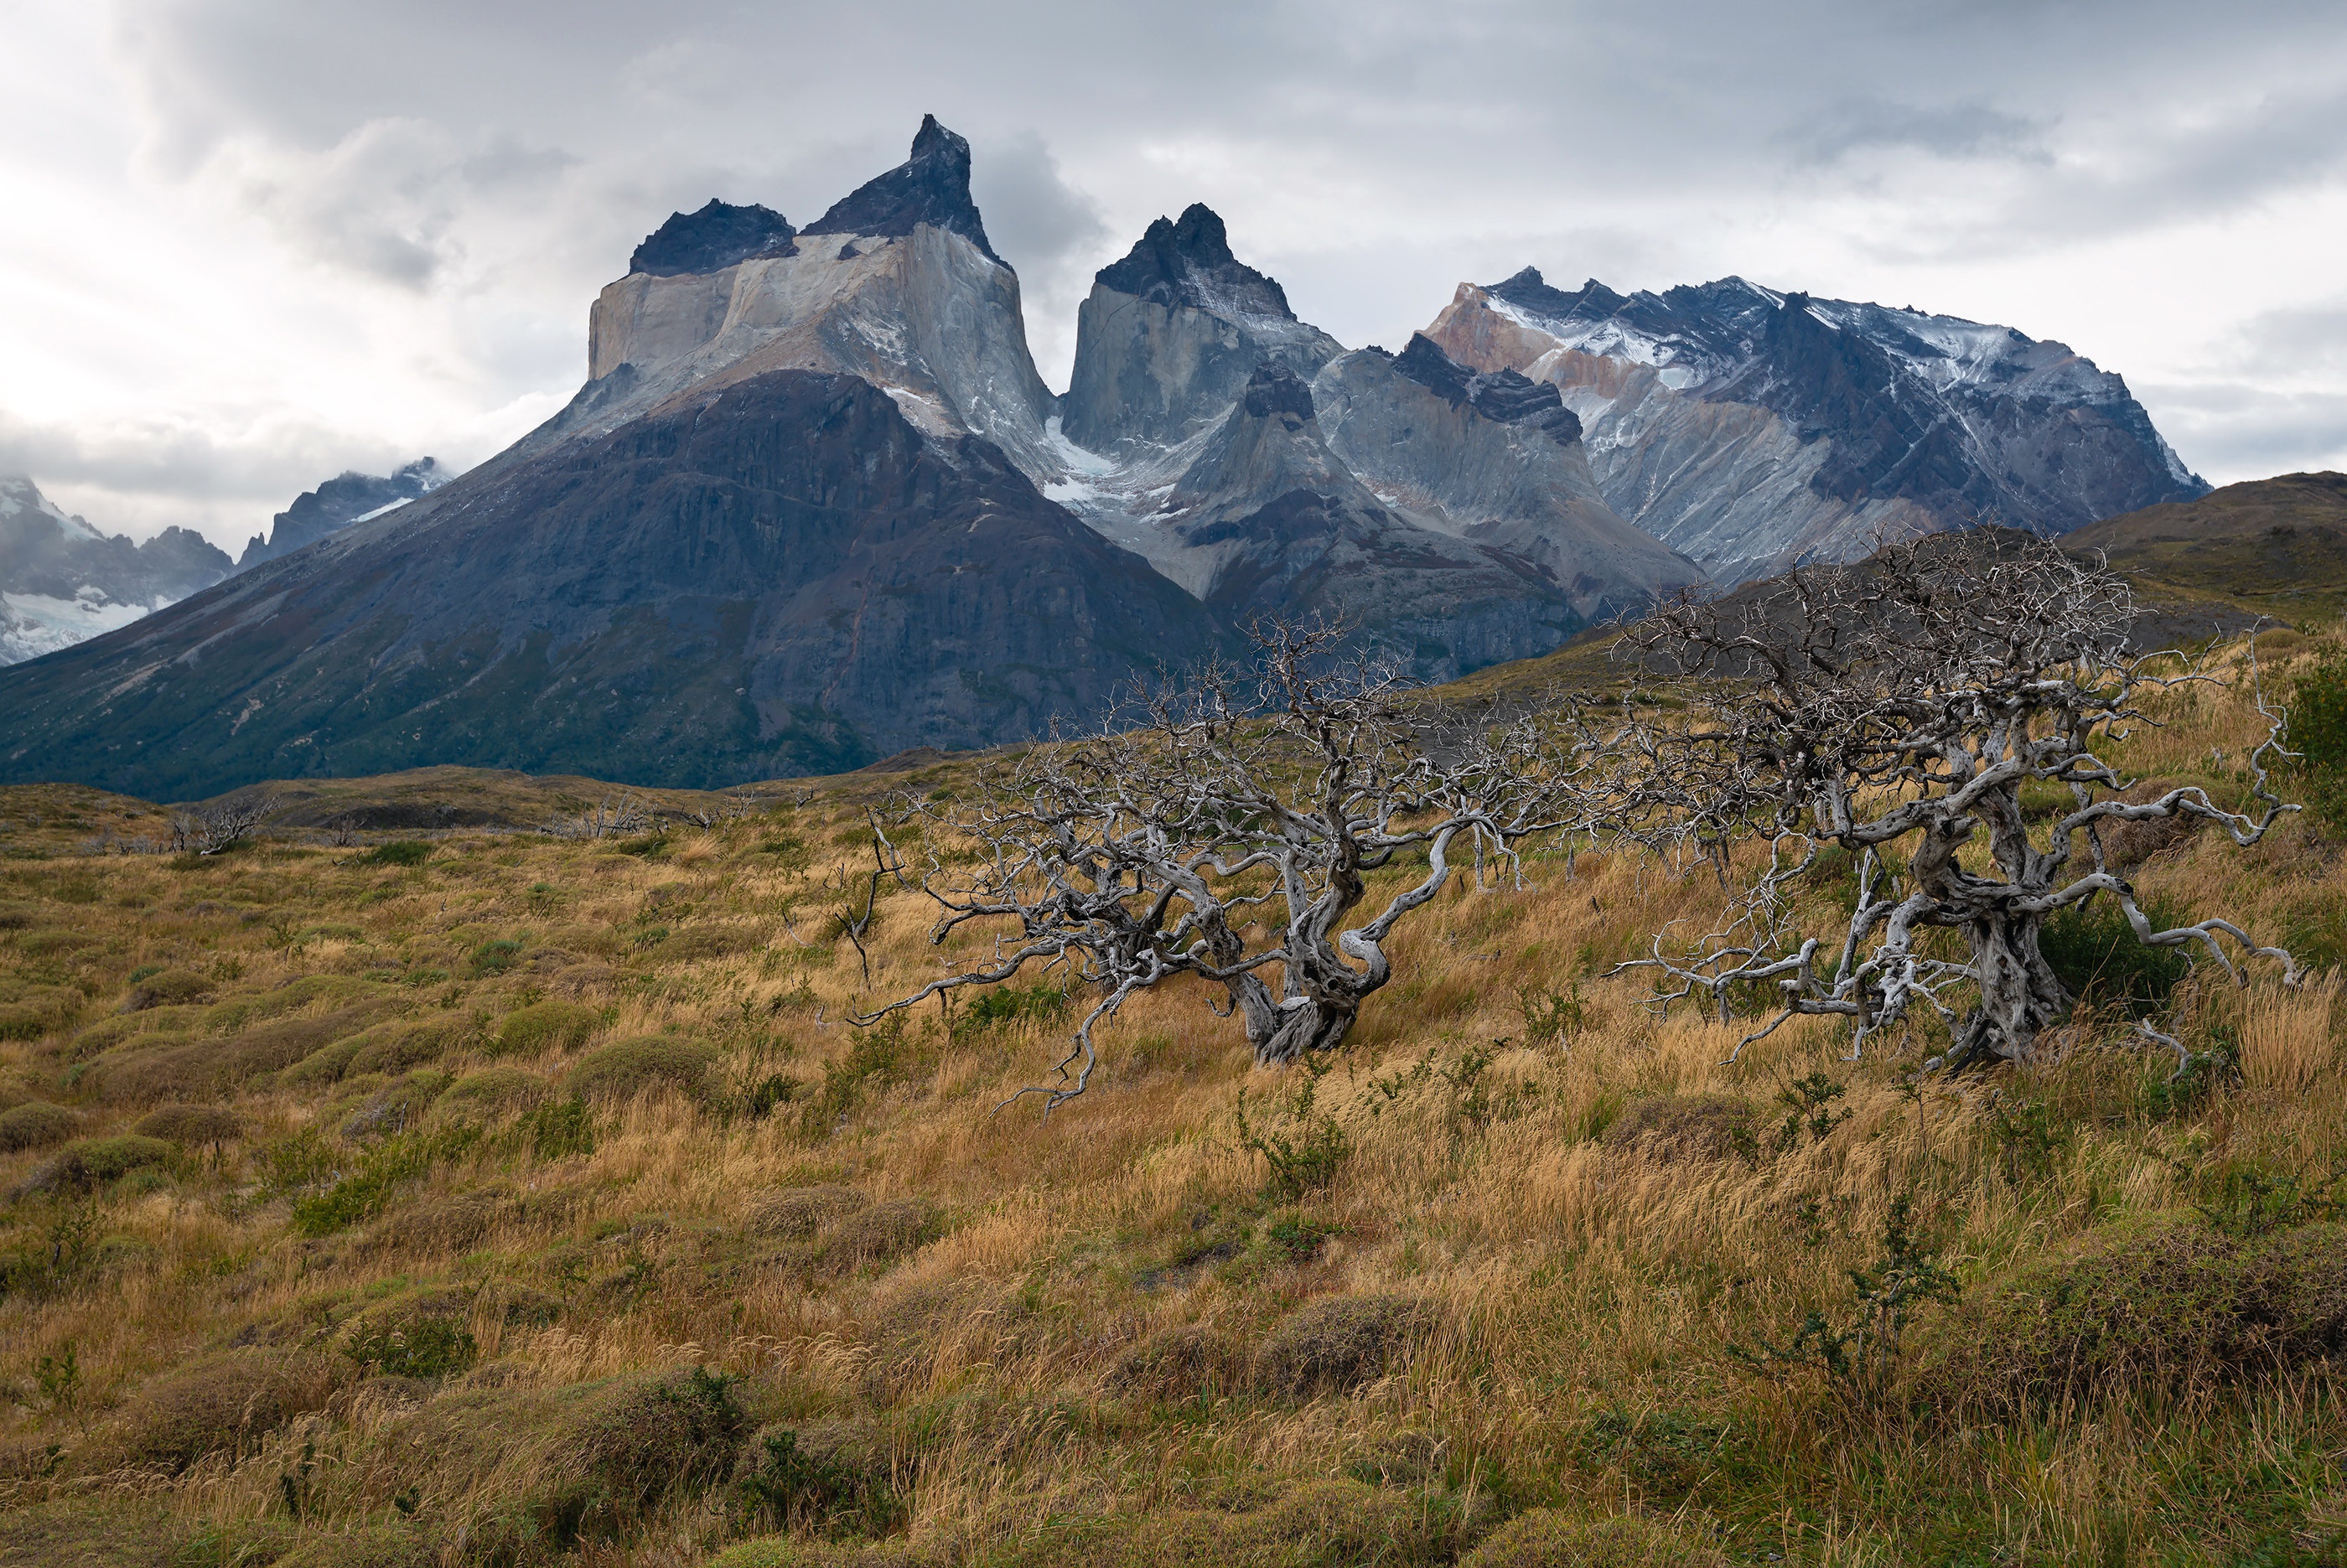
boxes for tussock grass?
[0,639,2341,1564]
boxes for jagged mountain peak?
[629,199,798,277]
[801,113,997,261]
[239,458,453,569]
[1096,204,1293,320]
[0,475,101,542]
[1389,335,1580,445]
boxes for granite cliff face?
[239,458,451,568]
[1424,269,2207,583]
[1047,213,1697,676]
[1060,205,1344,454]
[567,122,1059,478]
[1313,337,1697,620]
[0,478,232,666]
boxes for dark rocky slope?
[0,371,1219,798]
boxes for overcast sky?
[5,0,2346,546]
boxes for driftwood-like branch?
[1604,533,2300,1070]
[856,618,1613,1110]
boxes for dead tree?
[861,621,1608,1109]
[1607,534,2300,1071]
[169,794,278,855]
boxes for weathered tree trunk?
[1249,995,1359,1066]
[1947,906,2072,1069]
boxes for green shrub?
[17,1134,175,1195]
[2290,653,2347,825]
[495,1001,601,1057]
[359,841,433,867]
[2038,893,2190,1012]
[736,1420,902,1536]
[964,981,1069,1029]
[469,938,526,975]
[0,1101,77,1153]
[346,1317,479,1380]
[290,1128,477,1237]
[565,1036,715,1102]
[0,1004,51,1042]
[1255,1295,1436,1400]
[523,1094,596,1160]
[1922,1219,2347,1417]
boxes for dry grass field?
[0,633,2343,1567]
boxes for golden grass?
[0,638,2342,1565]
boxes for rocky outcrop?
[0,371,1221,798]
[239,458,450,568]
[1154,364,1585,675]
[0,477,232,666]
[800,115,997,261]
[1424,269,2208,583]
[629,199,797,276]
[571,122,1059,477]
[1060,205,1344,455]
[1313,339,1702,619]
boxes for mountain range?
[0,116,2205,797]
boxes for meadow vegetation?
[0,631,2340,1565]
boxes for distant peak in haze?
[800,114,997,261]
[1096,204,1294,320]
[629,199,798,277]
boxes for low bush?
[111,1350,340,1472]
[1921,1218,2347,1417]
[750,1185,869,1238]
[565,1036,715,1102]
[17,1134,174,1196]
[346,1316,479,1380]
[1108,1324,1246,1402]
[2038,893,2191,1012]
[1459,1510,1728,1567]
[737,1418,902,1536]
[1255,1295,1436,1400]
[0,1101,77,1153]
[1602,1094,1759,1162]
[438,1066,550,1120]
[120,969,213,1012]
[133,1105,244,1148]
[291,1127,477,1237]
[494,1000,601,1057]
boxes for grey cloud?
[0,408,422,544]
[1787,99,2051,165]
[2137,382,2347,484]
[31,0,2347,520]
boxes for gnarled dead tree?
[863,622,1607,1109]
[1608,534,2300,1071]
